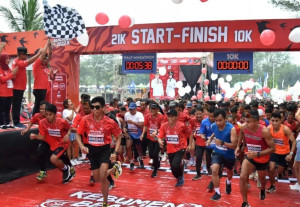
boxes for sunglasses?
[91,105,101,110]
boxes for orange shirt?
[0,67,14,97]
[270,124,290,155]
[33,58,49,89]
[12,58,28,90]
[189,117,205,146]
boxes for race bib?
[128,127,138,134]
[195,127,201,135]
[48,128,61,137]
[216,144,228,151]
[88,130,104,145]
[247,144,262,152]
[274,138,284,146]
[166,135,179,144]
[7,79,13,88]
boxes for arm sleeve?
[71,114,81,128]
[39,122,46,136]
[138,113,144,122]
[17,60,29,68]
[200,120,206,134]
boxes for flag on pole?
[282,79,284,89]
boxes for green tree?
[0,0,43,32]
[270,0,300,14]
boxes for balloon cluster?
[95,13,135,28]
[260,26,300,46]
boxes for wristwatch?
[257,152,261,157]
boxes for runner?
[206,109,237,201]
[76,96,122,207]
[267,112,296,193]
[236,110,275,207]
[157,109,192,187]
[123,102,145,170]
[141,102,165,177]
[29,104,75,184]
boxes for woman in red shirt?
[0,53,18,129]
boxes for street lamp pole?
[272,61,274,88]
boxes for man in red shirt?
[12,46,42,128]
[30,104,75,184]
[21,101,50,181]
[32,39,56,115]
[141,102,165,178]
[157,109,192,187]
[76,96,122,207]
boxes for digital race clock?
[213,52,253,74]
[122,53,157,74]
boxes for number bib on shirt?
[128,128,138,134]
[247,144,262,152]
[88,130,104,145]
[166,135,179,144]
[7,79,13,88]
[195,127,201,136]
[215,144,228,151]
[274,138,284,146]
[48,128,61,137]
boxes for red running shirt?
[71,113,88,144]
[0,67,14,97]
[189,117,205,146]
[12,58,28,90]
[77,114,122,147]
[157,121,190,154]
[144,113,165,142]
[30,113,45,125]
[33,58,49,89]
[39,117,70,151]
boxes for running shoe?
[210,192,221,201]
[175,175,184,187]
[1,125,7,129]
[109,180,115,190]
[206,181,214,192]
[148,159,153,164]
[130,163,134,171]
[62,166,71,183]
[161,153,167,162]
[249,172,255,180]
[241,202,251,207]
[226,180,232,194]
[70,166,76,179]
[102,203,109,207]
[260,190,266,200]
[36,171,47,181]
[14,123,26,128]
[90,175,95,185]
[290,182,300,191]
[138,158,145,169]
[192,174,202,181]
[112,161,122,179]
[70,159,77,166]
[266,185,276,193]
[188,158,194,166]
[151,170,157,178]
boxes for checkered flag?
[43,3,86,40]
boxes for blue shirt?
[212,122,235,159]
[200,118,215,149]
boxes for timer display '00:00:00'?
[125,61,153,70]
[217,60,250,70]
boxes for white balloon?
[216,94,222,102]
[76,31,89,46]
[223,82,230,91]
[226,75,232,82]
[225,92,233,99]
[242,82,248,90]
[289,27,300,43]
[239,90,246,97]
[270,88,278,96]
[211,73,218,81]
[277,99,284,104]
[234,83,241,91]
[238,93,244,100]
[218,77,225,84]
[178,87,186,96]
[158,67,166,76]
[172,0,183,4]
[256,93,262,100]
[245,96,251,104]
[176,81,183,88]
[185,85,191,93]
[247,81,255,89]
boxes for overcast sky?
[1,0,300,63]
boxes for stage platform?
[0,162,299,207]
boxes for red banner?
[50,73,67,113]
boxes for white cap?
[257,109,264,117]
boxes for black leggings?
[168,149,185,179]
[206,147,213,170]
[148,139,160,170]
[0,96,12,125]
[195,145,206,175]
[33,89,47,115]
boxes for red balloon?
[197,90,203,97]
[204,79,210,86]
[265,87,271,94]
[191,95,197,100]
[222,89,226,94]
[95,12,109,25]
[257,89,263,95]
[201,67,207,74]
[197,95,202,99]
[118,15,132,29]
[211,94,216,100]
[260,29,275,46]
[200,0,208,2]
[224,97,229,102]
[286,95,292,101]
[204,95,210,102]
[263,86,268,91]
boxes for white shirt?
[166,78,176,97]
[124,111,144,131]
[151,78,164,97]
[62,109,76,124]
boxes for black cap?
[17,47,29,55]
[150,102,160,109]
[167,109,177,116]
[126,97,133,102]
[169,101,178,108]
